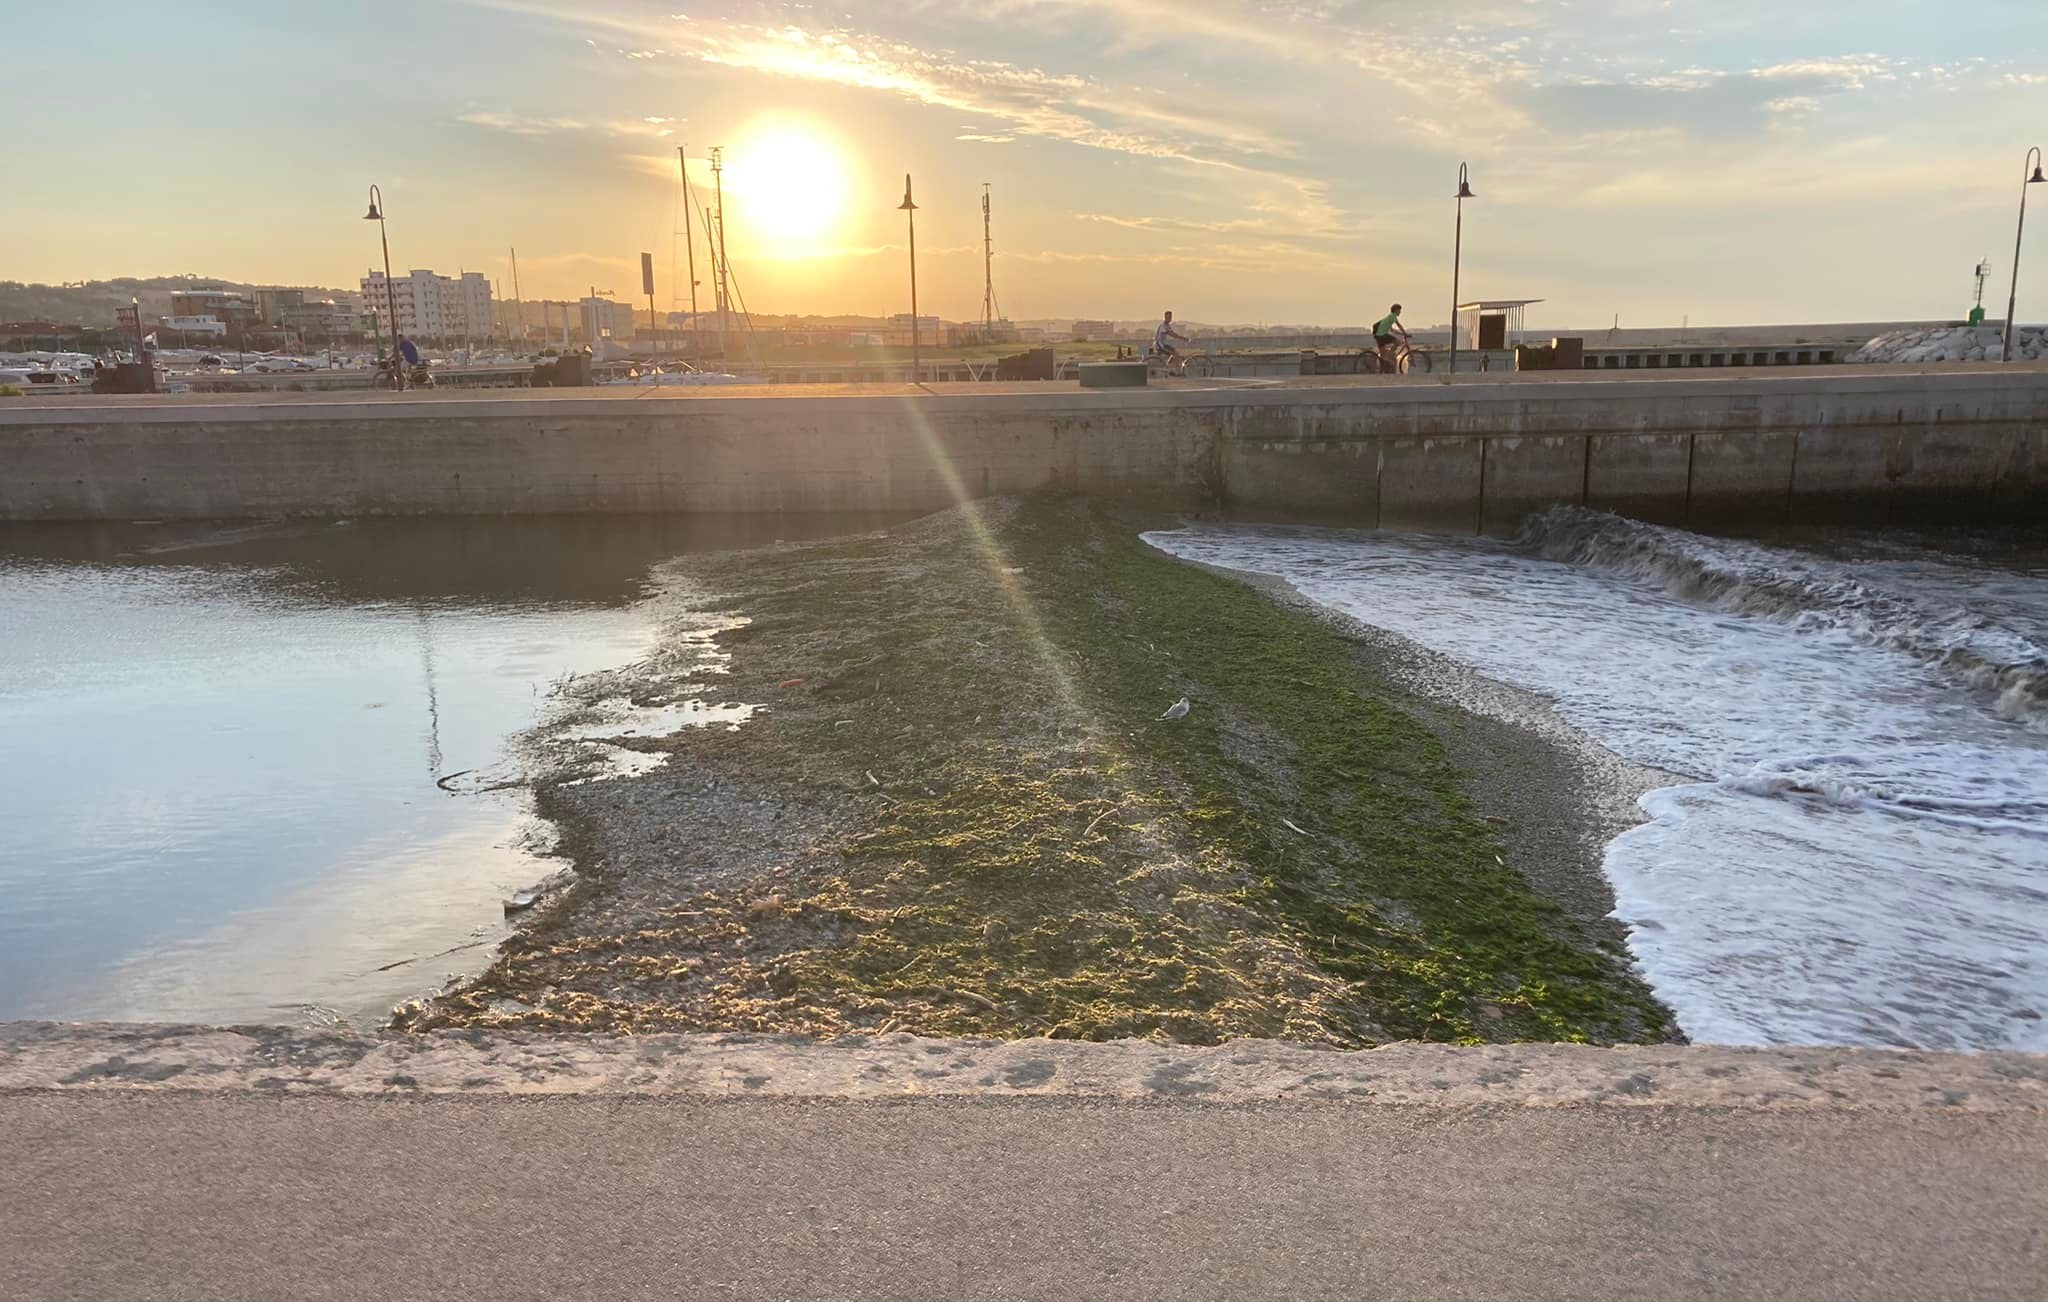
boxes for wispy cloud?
[458,0,1359,236]
[459,110,682,139]
[1077,212,1273,234]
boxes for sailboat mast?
[509,247,524,341]
[710,145,731,353]
[680,146,700,352]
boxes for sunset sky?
[12,0,2048,327]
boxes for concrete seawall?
[3,369,2043,530]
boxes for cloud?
[457,0,1360,237]
[1077,212,1274,234]
[1764,96,1820,117]
[457,111,590,136]
[1752,56,1904,90]
[1506,54,1915,140]
[459,109,681,139]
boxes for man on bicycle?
[1154,310,1187,365]
[1372,304,1407,373]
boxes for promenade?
[4,1025,2045,1301]
[4,365,2044,528]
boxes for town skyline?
[10,1,2048,327]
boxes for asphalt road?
[5,1092,2043,1301]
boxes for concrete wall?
[2,371,2043,531]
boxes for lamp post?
[363,184,403,390]
[2002,147,2045,363]
[1448,162,1474,384]
[898,174,920,385]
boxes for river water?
[0,514,899,1028]
[1148,511,2048,1052]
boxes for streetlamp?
[363,184,403,391]
[1448,162,1474,384]
[898,174,920,385]
[2002,147,2045,363]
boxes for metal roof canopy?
[1455,299,1544,349]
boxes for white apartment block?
[359,269,495,341]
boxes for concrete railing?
[2,370,2042,531]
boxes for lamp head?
[363,201,382,221]
[2030,165,2046,185]
[898,174,918,211]
[1456,179,1475,199]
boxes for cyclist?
[1153,310,1188,368]
[1372,304,1408,373]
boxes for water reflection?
[0,512,906,1027]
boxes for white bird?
[1158,697,1191,721]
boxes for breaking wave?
[1143,516,2048,1050]
[1515,507,2048,726]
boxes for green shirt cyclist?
[1372,304,1408,372]
[1372,304,1407,344]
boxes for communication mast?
[710,146,733,354]
[981,183,1002,340]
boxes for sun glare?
[727,127,849,248]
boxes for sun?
[726,126,849,248]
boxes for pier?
[2,365,2043,530]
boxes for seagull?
[1158,697,1191,721]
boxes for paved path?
[9,359,2044,410]
[5,1089,2044,1301]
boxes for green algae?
[417,495,1671,1045]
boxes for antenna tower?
[981,183,1001,339]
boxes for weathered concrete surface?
[3,1025,2045,1302]
[1584,431,1693,524]
[5,1021,2046,1107]
[2,369,2043,532]
[1481,435,1586,535]
[1689,429,1798,529]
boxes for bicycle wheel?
[1401,348,1433,374]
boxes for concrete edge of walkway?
[3,1021,2045,1108]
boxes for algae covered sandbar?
[410,496,1673,1046]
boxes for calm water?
[0,514,901,1027]
[1149,513,2048,1051]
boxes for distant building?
[280,299,366,341]
[1071,319,1114,340]
[159,314,229,339]
[254,288,305,325]
[889,313,942,331]
[360,269,495,342]
[170,289,258,332]
[578,297,638,343]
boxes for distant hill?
[0,276,351,326]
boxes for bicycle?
[1148,347,1191,378]
[1362,339,1433,375]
